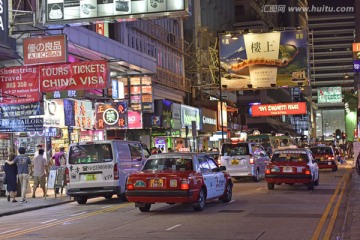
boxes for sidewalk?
[0,184,73,217]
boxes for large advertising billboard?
[45,0,190,25]
[219,30,309,90]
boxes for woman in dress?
[4,153,18,202]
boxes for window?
[129,143,142,161]
[207,158,219,172]
[198,157,211,173]
[143,157,192,171]
[68,144,113,164]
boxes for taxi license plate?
[328,162,332,165]
[150,178,163,188]
[86,174,96,181]
[283,166,293,173]
[231,159,239,165]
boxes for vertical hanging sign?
[0,0,8,46]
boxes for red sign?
[128,111,142,129]
[0,66,41,104]
[23,34,68,65]
[251,102,306,117]
[353,43,360,52]
[39,60,108,92]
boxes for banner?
[219,30,308,90]
[0,66,41,104]
[251,102,306,117]
[39,60,108,92]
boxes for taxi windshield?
[271,152,309,163]
[143,157,193,171]
[310,147,332,154]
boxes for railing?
[154,68,191,93]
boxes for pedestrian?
[34,144,43,158]
[51,147,66,193]
[12,147,32,203]
[4,153,18,203]
[151,147,158,154]
[32,148,48,198]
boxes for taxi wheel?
[267,183,274,190]
[252,169,260,182]
[139,204,151,212]
[220,182,233,203]
[75,197,87,204]
[104,194,113,199]
[193,189,206,211]
[117,193,128,202]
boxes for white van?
[219,142,270,182]
[65,140,150,204]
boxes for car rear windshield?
[69,144,113,164]
[271,152,309,163]
[143,157,193,171]
[310,147,333,155]
[221,143,249,156]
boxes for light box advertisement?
[251,102,306,117]
[317,87,342,103]
[219,30,309,90]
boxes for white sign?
[317,87,342,103]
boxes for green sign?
[317,87,342,103]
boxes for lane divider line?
[166,224,182,231]
[0,229,22,235]
[41,219,58,224]
[70,212,87,216]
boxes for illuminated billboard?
[45,0,190,25]
[317,87,342,103]
[251,102,306,117]
[219,30,309,90]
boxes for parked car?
[65,140,150,204]
[219,142,270,182]
[309,145,338,172]
[265,148,319,190]
[125,152,233,212]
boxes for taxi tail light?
[328,156,335,160]
[180,179,189,190]
[127,180,134,190]
[114,163,119,180]
[265,168,271,174]
[304,166,311,175]
[65,167,70,184]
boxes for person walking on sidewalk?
[32,148,48,198]
[13,147,32,203]
[51,147,66,193]
[4,153,18,203]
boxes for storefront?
[199,107,218,151]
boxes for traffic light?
[335,129,341,140]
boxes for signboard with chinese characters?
[64,99,92,129]
[317,87,342,103]
[0,102,42,118]
[219,30,309,90]
[251,102,306,117]
[39,60,108,92]
[46,90,85,99]
[45,0,190,25]
[23,34,68,65]
[95,102,127,129]
[0,66,41,104]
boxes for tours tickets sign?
[0,60,108,104]
[219,29,309,90]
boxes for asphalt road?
[0,166,352,240]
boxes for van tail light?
[181,179,189,190]
[65,167,70,184]
[114,163,119,180]
[249,157,255,165]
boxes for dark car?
[309,145,338,172]
[125,152,233,212]
[265,148,319,190]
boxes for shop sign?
[172,103,181,129]
[39,60,108,92]
[128,110,142,129]
[151,115,161,127]
[0,0,8,46]
[201,108,217,133]
[251,102,306,117]
[0,66,41,104]
[0,102,42,118]
[219,30,308,90]
[23,34,68,65]
[317,87,342,103]
[180,104,200,130]
[0,118,44,132]
[43,99,65,127]
[46,90,85,99]
[217,101,228,130]
[28,127,63,138]
[64,99,93,129]
[95,102,127,129]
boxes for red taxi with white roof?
[265,148,319,190]
[125,152,233,212]
[309,145,338,172]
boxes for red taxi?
[125,152,233,212]
[265,148,319,190]
[309,145,338,172]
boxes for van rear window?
[221,144,249,156]
[69,144,113,164]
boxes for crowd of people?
[3,145,66,203]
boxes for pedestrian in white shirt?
[32,148,48,198]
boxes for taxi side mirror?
[219,166,226,171]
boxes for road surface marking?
[0,229,21,234]
[70,212,87,216]
[101,205,113,208]
[256,188,262,191]
[229,200,236,203]
[41,219,58,224]
[166,224,182,231]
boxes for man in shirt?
[32,148,48,198]
[13,147,32,203]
